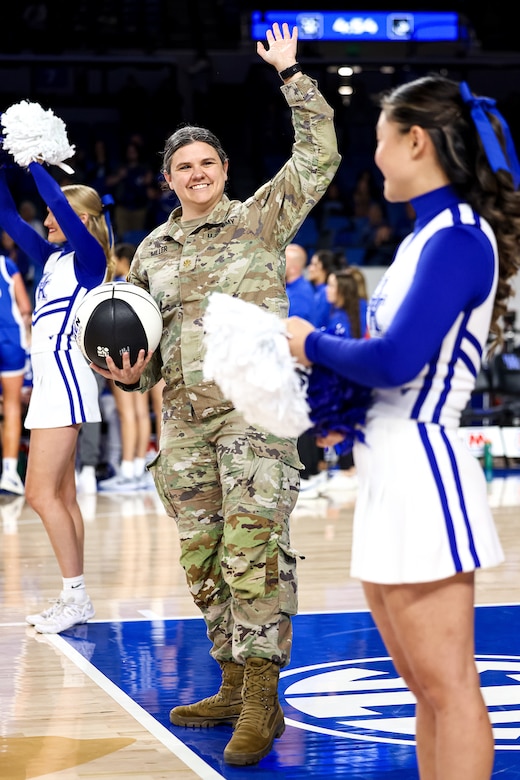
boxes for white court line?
[138,609,167,619]
[3,601,519,630]
[47,632,225,780]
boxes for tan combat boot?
[169,660,244,727]
[223,657,285,765]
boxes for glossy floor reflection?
[50,607,520,780]
[2,472,520,778]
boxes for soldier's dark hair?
[380,74,520,350]
[161,125,228,173]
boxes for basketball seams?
[74,282,162,369]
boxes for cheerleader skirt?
[24,349,102,429]
[350,417,504,584]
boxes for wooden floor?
[1,470,520,779]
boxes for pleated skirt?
[25,349,101,429]
[350,417,504,584]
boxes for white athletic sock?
[133,457,146,478]
[120,460,134,479]
[62,575,87,602]
[2,457,18,475]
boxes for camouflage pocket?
[146,450,178,519]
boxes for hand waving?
[256,22,298,72]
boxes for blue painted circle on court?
[280,655,520,749]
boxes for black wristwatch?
[279,63,302,81]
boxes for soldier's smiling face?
[163,141,229,220]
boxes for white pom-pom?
[1,100,75,173]
[203,292,312,438]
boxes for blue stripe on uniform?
[459,328,483,378]
[418,422,462,571]
[432,311,471,423]
[411,349,440,419]
[55,350,87,423]
[440,425,480,567]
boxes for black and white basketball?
[74,282,162,369]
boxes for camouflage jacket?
[128,74,341,421]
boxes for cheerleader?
[286,75,520,779]
[0,118,114,633]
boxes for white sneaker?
[26,598,63,626]
[26,594,92,627]
[1,495,25,534]
[32,597,95,634]
[298,479,322,499]
[298,471,328,499]
[0,471,25,496]
[319,471,358,495]
[76,465,97,494]
[98,473,141,493]
[136,470,155,490]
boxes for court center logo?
[280,655,520,748]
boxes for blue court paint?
[61,606,520,779]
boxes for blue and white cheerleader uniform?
[304,185,504,583]
[0,164,107,428]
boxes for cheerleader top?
[304,185,498,429]
[0,163,107,353]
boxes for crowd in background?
[0,73,442,497]
[0,70,514,498]
[1,126,412,298]
[0,1,517,497]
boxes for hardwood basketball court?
[1,469,520,779]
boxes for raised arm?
[29,163,106,285]
[252,23,341,249]
[256,22,299,79]
[0,168,50,267]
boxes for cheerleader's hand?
[284,315,316,367]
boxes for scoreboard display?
[250,10,464,43]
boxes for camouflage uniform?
[127,74,341,667]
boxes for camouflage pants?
[149,410,301,668]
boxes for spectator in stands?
[326,268,362,338]
[0,230,32,288]
[341,167,385,250]
[84,138,116,196]
[315,180,349,227]
[106,139,155,238]
[307,248,346,328]
[98,241,163,492]
[76,372,107,495]
[285,242,321,483]
[19,199,45,237]
[348,167,383,220]
[348,265,369,337]
[324,266,365,474]
[285,243,314,319]
[144,178,179,230]
[359,201,400,266]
